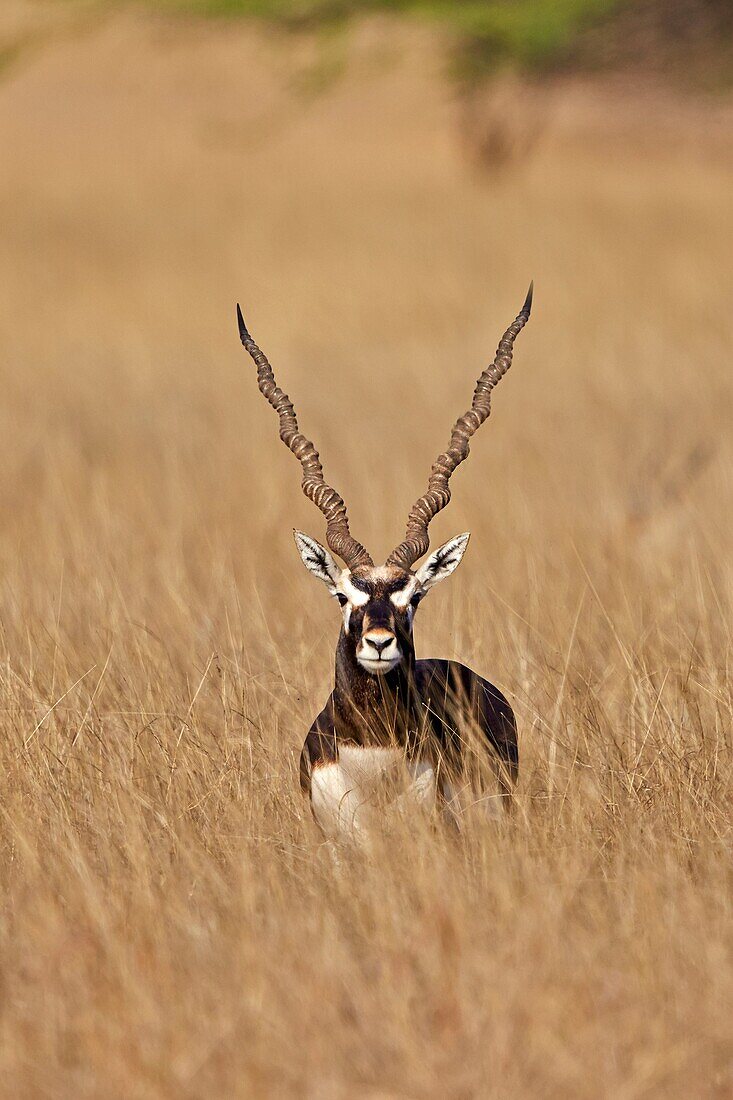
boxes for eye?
[336,594,349,608]
[410,593,422,609]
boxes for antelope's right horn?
[237,306,373,571]
[388,284,533,570]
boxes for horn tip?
[522,281,534,317]
[236,303,250,343]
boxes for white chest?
[309,745,436,839]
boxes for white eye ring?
[340,577,369,607]
[390,581,420,609]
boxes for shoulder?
[300,697,338,792]
[307,696,336,735]
[415,659,514,715]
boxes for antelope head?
[291,530,470,675]
[237,285,532,676]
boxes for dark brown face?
[336,564,421,676]
[293,530,472,676]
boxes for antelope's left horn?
[237,305,373,571]
[388,284,533,570]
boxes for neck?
[333,629,417,742]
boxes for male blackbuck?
[237,286,532,838]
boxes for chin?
[357,657,402,677]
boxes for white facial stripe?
[390,577,419,609]
[339,575,370,607]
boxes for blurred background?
[1,2,731,572]
[1,0,731,584]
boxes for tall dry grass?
[0,8,731,1097]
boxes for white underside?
[310,747,434,839]
[309,745,508,840]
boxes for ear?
[293,531,342,595]
[414,533,470,593]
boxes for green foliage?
[159,0,625,75]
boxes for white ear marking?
[414,533,470,593]
[293,530,341,595]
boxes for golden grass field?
[0,6,731,1097]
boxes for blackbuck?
[237,286,532,838]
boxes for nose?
[364,633,395,657]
